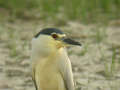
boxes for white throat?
[31,35,58,60]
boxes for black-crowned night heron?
[31,28,81,90]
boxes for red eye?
[52,33,58,39]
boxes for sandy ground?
[0,20,120,90]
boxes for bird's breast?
[34,57,66,90]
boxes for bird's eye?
[51,33,59,39]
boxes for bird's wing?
[32,65,38,90]
[58,49,74,90]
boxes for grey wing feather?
[32,77,38,90]
[32,67,38,90]
[59,49,74,90]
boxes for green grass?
[94,27,117,78]
[0,0,120,23]
[111,45,117,77]
[95,27,107,43]
[98,44,117,79]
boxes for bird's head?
[32,28,81,57]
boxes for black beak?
[63,38,81,46]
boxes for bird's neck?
[31,47,65,62]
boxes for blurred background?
[0,0,120,90]
[0,0,120,23]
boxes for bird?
[31,28,81,90]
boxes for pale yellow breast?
[34,57,66,90]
